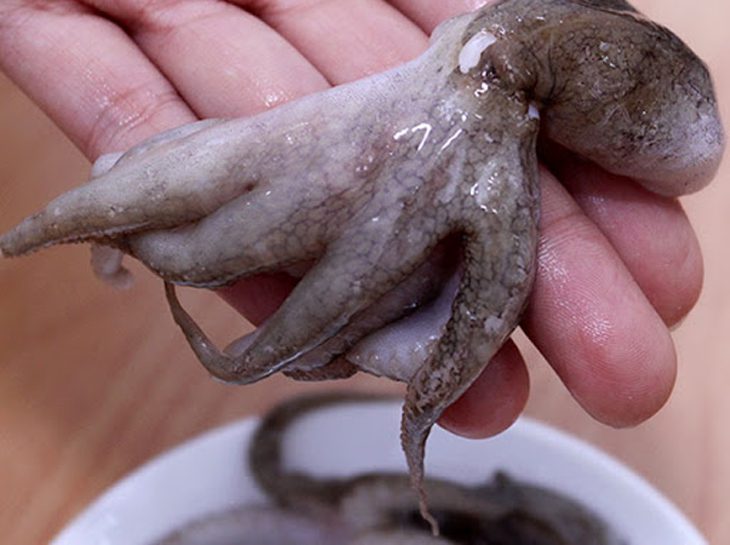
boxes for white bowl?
[51,400,706,545]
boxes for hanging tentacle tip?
[420,497,440,537]
[90,244,135,289]
[0,235,13,258]
[0,237,18,258]
[401,403,441,535]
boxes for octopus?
[156,394,626,545]
[0,0,724,529]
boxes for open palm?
[0,0,702,437]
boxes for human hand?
[0,0,702,437]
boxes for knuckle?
[0,0,86,31]
[120,0,223,34]
[85,82,182,156]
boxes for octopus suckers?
[484,315,506,334]
[458,29,497,74]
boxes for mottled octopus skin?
[156,394,625,544]
[0,0,724,527]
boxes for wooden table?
[1,1,728,543]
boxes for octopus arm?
[163,200,448,384]
[0,71,407,262]
[274,244,458,380]
[401,147,540,527]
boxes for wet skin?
[0,0,724,525]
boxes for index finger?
[389,0,492,32]
[0,0,194,157]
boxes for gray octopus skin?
[156,394,625,544]
[0,0,724,526]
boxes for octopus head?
[478,0,725,196]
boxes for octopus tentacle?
[0,126,236,254]
[159,394,623,543]
[342,264,460,383]
[272,244,458,380]
[282,359,359,382]
[249,393,508,520]
[112,119,226,166]
[163,282,251,382]
[89,152,124,178]
[0,84,398,258]
[247,392,373,510]
[126,186,330,287]
[87,153,131,287]
[401,153,539,526]
[90,244,134,289]
[165,211,449,383]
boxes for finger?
[438,340,529,439]
[83,0,424,327]
[0,0,195,157]
[542,149,703,327]
[392,0,703,328]
[86,0,329,117]
[236,0,428,83]
[207,0,428,320]
[525,168,677,428]
[388,0,492,33]
[89,0,427,325]
[90,0,427,119]
[217,273,300,327]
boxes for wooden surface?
[0,1,728,543]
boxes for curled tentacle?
[164,206,451,383]
[402,153,539,525]
[248,393,378,511]
[226,242,460,382]
[247,394,624,544]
